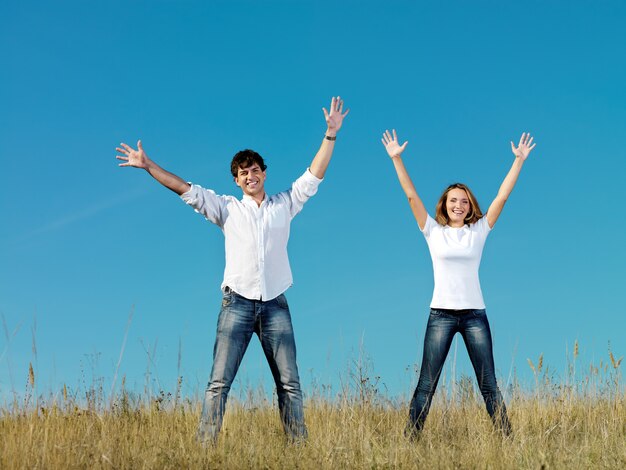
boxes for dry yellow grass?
[1,346,625,469]
[1,387,624,469]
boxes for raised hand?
[116,140,150,169]
[322,96,350,135]
[381,129,408,159]
[510,133,536,160]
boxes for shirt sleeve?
[475,216,492,236]
[282,169,323,219]
[420,213,437,239]
[180,184,230,227]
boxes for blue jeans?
[197,288,307,442]
[408,308,511,435]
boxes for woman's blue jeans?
[197,289,307,442]
[408,308,511,435]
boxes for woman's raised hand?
[510,133,536,160]
[381,129,408,159]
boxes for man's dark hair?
[230,149,267,177]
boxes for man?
[116,97,349,442]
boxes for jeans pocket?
[275,294,289,310]
[429,309,443,317]
[472,309,486,317]
[221,292,234,308]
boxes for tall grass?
[1,345,624,469]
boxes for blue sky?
[1,0,625,403]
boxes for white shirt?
[180,169,322,300]
[420,214,491,309]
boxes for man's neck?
[245,191,266,207]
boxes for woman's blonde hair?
[435,183,483,226]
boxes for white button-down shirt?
[181,169,322,300]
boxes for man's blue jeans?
[197,288,307,442]
[408,308,511,435]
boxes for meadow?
[1,348,624,469]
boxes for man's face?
[234,163,267,198]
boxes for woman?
[381,129,536,437]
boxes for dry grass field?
[1,351,625,469]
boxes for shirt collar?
[241,192,268,207]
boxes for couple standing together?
[116,97,536,443]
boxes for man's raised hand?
[323,96,350,136]
[116,140,150,169]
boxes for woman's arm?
[486,133,537,228]
[381,129,428,230]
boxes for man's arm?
[486,132,537,228]
[309,96,350,179]
[116,140,191,195]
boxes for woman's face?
[446,188,470,227]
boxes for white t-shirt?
[420,214,491,309]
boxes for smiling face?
[445,188,471,227]
[234,163,266,200]
[435,183,483,226]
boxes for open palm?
[116,141,149,169]
[323,96,350,133]
[511,133,536,160]
[381,129,408,158]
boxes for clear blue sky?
[1,0,625,403]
